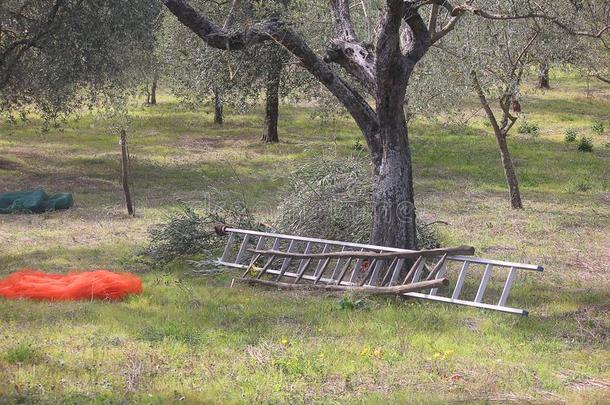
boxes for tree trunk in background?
[261,61,281,143]
[119,129,135,216]
[149,75,158,105]
[538,62,550,89]
[369,108,417,250]
[472,71,523,209]
[495,132,523,209]
[213,88,223,125]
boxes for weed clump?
[518,121,540,136]
[564,129,577,143]
[5,343,41,364]
[591,121,605,135]
[577,137,594,152]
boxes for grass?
[0,75,609,403]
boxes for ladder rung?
[498,266,517,306]
[220,232,236,262]
[349,249,366,283]
[335,257,354,285]
[426,254,448,281]
[314,257,332,284]
[276,240,297,281]
[297,242,312,274]
[474,264,493,303]
[402,256,423,284]
[451,261,469,300]
[256,255,276,279]
[428,260,447,296]
[411,259,426,283]
[294,257,313,283]
[235,234,251,264]
[242,254,261,277]
[331,246,347,279]
[390,258,405,286]
[381,258,399,286]
[367,252,384,285]
[314,244,329,277]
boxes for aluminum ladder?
[214,225,543,316]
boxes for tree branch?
[471,70,502,136]
[455,3,610,38]
[402,4,432,64]
[325,0,376,94]
[593,74,610,84]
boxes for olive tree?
[160,0,602,249]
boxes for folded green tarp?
[0,187,73,214]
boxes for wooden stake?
[120,129,135,216]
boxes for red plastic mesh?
[0,269,143,301]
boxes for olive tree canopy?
[0,0,160,120]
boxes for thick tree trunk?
[261,62,281,143]
[495,132,523,209]
[369,111,417,250]
[213,88,223,125]
[538,62,550,89]
[119,129,135,216]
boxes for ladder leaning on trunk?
[213,225,543,316]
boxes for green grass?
[0,77,609,403]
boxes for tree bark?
[495,132,523,209]
[538,62,550,89]
[261,61,281,143]
[213,88,223,125]
[119,129,135,216]
[369,107,417,249]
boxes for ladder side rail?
[448,255,543,272]
[223,227,421,253]
[404,292,529,316]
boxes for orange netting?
[0,269,142,301]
